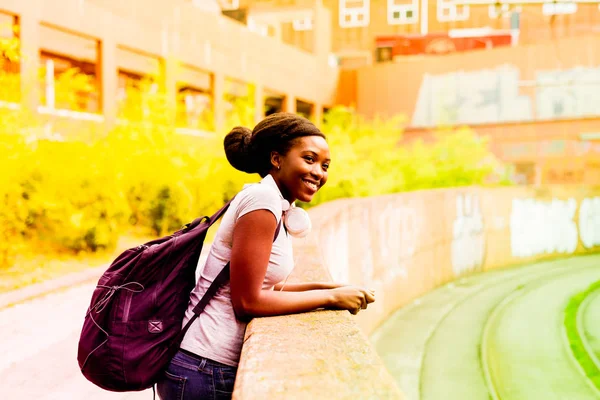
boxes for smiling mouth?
[302,179,319,191]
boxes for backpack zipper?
[122,290,133,322]
[122,245,148,321]
[122,243,154,322]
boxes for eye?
[322,163,329,171]
[304,156,315,163]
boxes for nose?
[311,163,324,180]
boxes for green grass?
[373,255,600,400]
[564,280,600,389]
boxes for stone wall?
[234,185,600,398]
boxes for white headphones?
[281,200,312,238]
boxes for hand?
[328,286,376,315]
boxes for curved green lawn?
[564,281,600,390]
[371,268,519,400]
[371,254,600,400]
[583,288,600,361]
[484,265,600,400]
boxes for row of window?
[338,0,582,28]
[339,0,471,27]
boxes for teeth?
[304,180,318,190]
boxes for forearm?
[273,281,342,292]
[237,289,333,318]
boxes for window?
[293,17,313,31]
[296,99,313,119]
[0,12,19,103]
[542,2,577,15]
[247,18,269,37]
[437,0,469,22]
[177,86,212,130]
[217,0,239,10]
[39,21,101,114]
[488,3,510,18]
[388,0,418,24]
[339,0,370,28]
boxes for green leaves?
[308,108,506,208]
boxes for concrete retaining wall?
[234,185,600,398]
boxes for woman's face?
[274,136,330,203]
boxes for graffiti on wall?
[510,197,579,257]
[579,197,600,249]
[375,203,420,281]
[320,203,421,292]
[321,194,600,288]
[451,194,486,276]
[365,203,421,307]
[412,64,600,126]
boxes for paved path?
[0,253,209,399]
[0,282,152,399]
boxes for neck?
[269,173,296,203]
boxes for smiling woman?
[227,115,331,203]
[156,113,375,400]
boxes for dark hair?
[224,112,326,177]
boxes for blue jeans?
[157,350,237,400]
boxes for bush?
[14,138,129,252]
[0,121,29,264]
[0,100,508,266]
[308,107,506,207]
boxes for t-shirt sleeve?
[235,184,283,223]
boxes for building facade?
[342,33,600,185]
[0,0,338,135]
[236,0,600,66]
[232,0,600,185]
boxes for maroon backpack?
[77,199,281,392]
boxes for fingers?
[359,287,376,304]
[348,293,365,315]
[355,291,368,313]
[365,290,375,304]
[338,286,377,315]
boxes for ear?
[270,151,282,170]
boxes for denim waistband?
[180,348,203,360]
[178,348,237,370]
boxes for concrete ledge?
[237,310,402,399]
[234,240,403,399]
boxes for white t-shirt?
[180,174,294,367]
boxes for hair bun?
[224,126,256,174]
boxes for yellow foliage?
[308,107,506,207]
[0,35,508,267]
[0,95,507,267]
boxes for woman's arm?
[229,210,373,319]
[272,281,344,292]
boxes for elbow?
[231,296,259,320]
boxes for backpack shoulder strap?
[181,218,283,334]
[183,198,235,232]
[208,198,235,225]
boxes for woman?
[157,113,375,400]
